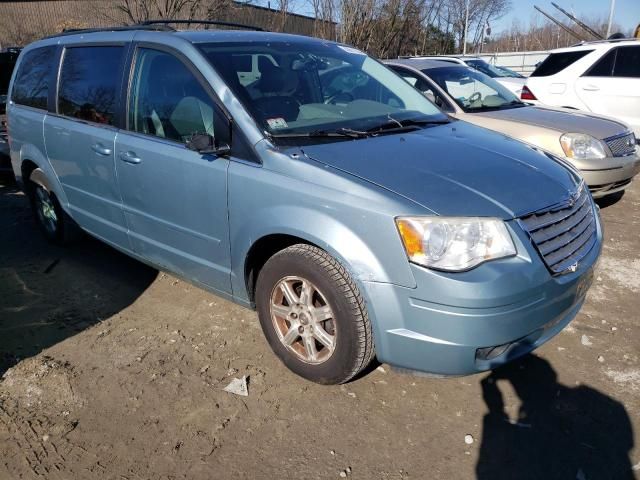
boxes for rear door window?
[11,46,57,109]
[585,49,616,77]
[530,50,593,77]
[58,46,125,125]
[612,46,640,78]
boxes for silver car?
[386,59,640,198]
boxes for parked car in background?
[0,48,21,174]
[8,25,601,384]
[404,55,526,96]
[493,65,525,78]
[523,38,640,137]
[386,58,640,198]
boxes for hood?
[300,121,580,219]
[472,105,627,140]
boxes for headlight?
[395,217,516,272]
[560,133,607,159]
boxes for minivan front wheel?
[255,244,374,384]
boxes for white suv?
[523,39,640,137]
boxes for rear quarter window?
[530,50,593,77]
[11,46,57,109]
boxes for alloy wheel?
[270,276,337,364]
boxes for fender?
[230,204,418,304]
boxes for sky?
[491,0,640,35]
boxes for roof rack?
[570,37,639,47]
[47,24,174,39]
[140,19,264,31]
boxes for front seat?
[253,57,300,123]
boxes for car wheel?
[27,170,78,245]
[255,244,375,384]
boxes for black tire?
[26,169,79,245]
[255,244,375,384]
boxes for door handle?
[91,143,112,156]
[582,85,600,91]
[119,151,142,164]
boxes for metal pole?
[551,2,603,39]
[463,0,469,55]
[606,0,615,38]
[534,5,585,41]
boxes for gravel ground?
[1,174,639,480]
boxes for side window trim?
[54,42,129,129]
[48,45,64,113]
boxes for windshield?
[465,59,513,78]
[198,41,446,138]
[494,66,524,78]
[424,66,524,112]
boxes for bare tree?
[115,0,206,23]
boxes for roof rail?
[570,37,639,47]
[140,19,264,31]
[46,24,174,39]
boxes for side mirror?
[186,133,231,156]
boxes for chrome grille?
[519,186,597,274]
[605,132,637,157]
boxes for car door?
[44,44,129,247]
[115,45,232,294]
[576,46,640,134]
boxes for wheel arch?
[18,151,70,213]
[243,233,317,305]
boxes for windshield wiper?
[366,116,450,134]
[269,127,371,139]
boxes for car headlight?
[395,217,516,272]
[560,133,607,159]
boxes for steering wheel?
[468,91,482,105]
[325,92,355,105]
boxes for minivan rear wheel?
[27,170,78,245]
[255,244,375,384]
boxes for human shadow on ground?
[0,181,157,376]
[476,354,635,480]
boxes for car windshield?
[494,66,524,78]
[198,41,447,139]
[465,59,513,78]
[424,66,525,112]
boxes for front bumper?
[577,154,640,198]
[362,216,602,376]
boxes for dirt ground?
[1,173,639,480]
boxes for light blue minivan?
[8,22,601,384]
